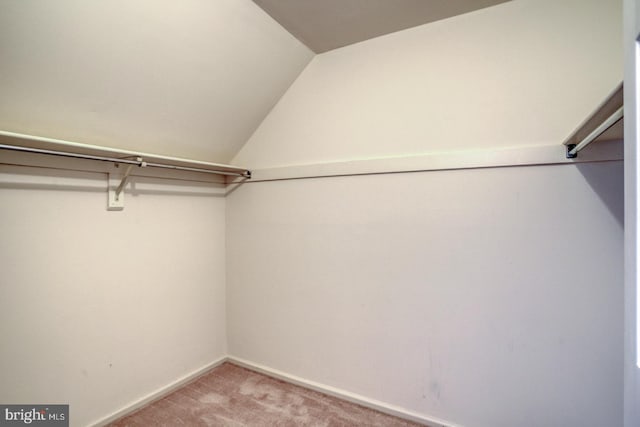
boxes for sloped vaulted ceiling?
[233,0,622,169]
[252,0,511,53]
[0,0,518,165]
[0,0,313,163]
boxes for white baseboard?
[226,356,463,427]
[89,356,228,426]
[89,355,463,427]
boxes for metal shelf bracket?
[107,157,146,211]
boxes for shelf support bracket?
[107,157,146,211]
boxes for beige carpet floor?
[108,362,424,426]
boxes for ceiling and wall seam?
[228,54,317,162]
[233,0,623,170]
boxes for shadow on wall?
[0,166,226,198]
[576,160,624,227]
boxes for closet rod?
[0,143,251,178]
[567,106,624,158]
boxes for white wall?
[0,0,313,163]
[233,0,622,168]
[0,2,625,426]
[0,166,227,426]
[226,162,624,427]
[623,0,640,426]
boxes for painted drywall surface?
[0,0,313,163]
[233,0,623,168]
[226,162,624,427]
[0,167,227,426]
[623,0,640,426]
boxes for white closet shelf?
[0,130,251,179]
[564,82,624,158]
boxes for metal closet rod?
[567,106,624,158]
[0,143,251,178]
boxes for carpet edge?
[226,356,463,427]
[88,356,228,427]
